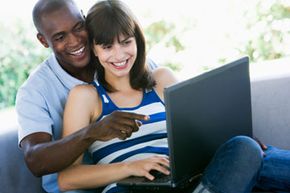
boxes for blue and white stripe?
[89,80,168,193]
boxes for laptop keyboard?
[146,170,171,183]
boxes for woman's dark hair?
[86,0,156,92]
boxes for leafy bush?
[240,0,290,62]
[0,20,49,109]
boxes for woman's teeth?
[113,61,126,67]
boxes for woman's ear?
[93,47,98,57]
[37,33,49,48]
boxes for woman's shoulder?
[152,66,173,76]
[67,84,99,104]
[152,66,178,88]
[151,66,178,100]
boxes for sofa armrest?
[250,58,290,150]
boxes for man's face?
[37,4,91,75]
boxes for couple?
[16,0,290,193]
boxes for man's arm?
[20,111,148,177]
[20,128,92,177]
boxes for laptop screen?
[164,56,252,186]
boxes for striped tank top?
[89,80,168,193]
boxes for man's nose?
[67,33,80,47]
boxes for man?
[16,0,148,192]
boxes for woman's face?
[93,34,137,79]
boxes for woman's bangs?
[93,24,117,45]
[94,16,135,45]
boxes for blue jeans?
[201,136,263,193]
[62,191,96,193]
[255,145,290,192]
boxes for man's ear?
[37,33,49,48]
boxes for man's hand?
[253,136,267,150]
[253,136,267,156]
[89,111,149,141]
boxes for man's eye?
[75,24,85,32]
[54,35,64,41]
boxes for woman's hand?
[125,156,170,180]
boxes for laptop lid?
[166,56,252,187]
[117,56,252,189]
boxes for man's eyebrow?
[51,21,84,39]
[73,21,85,29]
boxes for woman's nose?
[112,46,125,60]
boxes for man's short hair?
[32,0,77,33]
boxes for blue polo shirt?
[16,53,87,193]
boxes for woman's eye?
[102,45,112,49]
[121,37,134,45]
[124,40,131,45]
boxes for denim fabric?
[62,190,96,193]
[255,145,290,192]
[192,183,211,193]
[200,136,263,193]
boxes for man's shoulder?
[21,61,54,88]
[18,55,64,97]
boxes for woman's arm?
[58,85,170,191]
[58,84,103,190]
[59,156,170,191]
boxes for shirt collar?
[47,53,87,90]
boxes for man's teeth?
[71,47,85,55]
[113,61,126,67]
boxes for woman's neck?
[106,74,132,91]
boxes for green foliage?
[144,21,172,49]
[0,20,49,109]
[240,0,290,62]
[144,20,184,71]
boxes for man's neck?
[73,65,95,83]
[58,61,95,83]
[55,55,95,83]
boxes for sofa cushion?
[0,128,45,193]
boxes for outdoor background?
[1,0,290,127]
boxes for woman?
[58,1,263,193]
[58,1,175,192]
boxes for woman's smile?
[110,59,129,70]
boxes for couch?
[1,58,289,193]
[251,57,290,150]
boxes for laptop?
[117,56,252,191]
